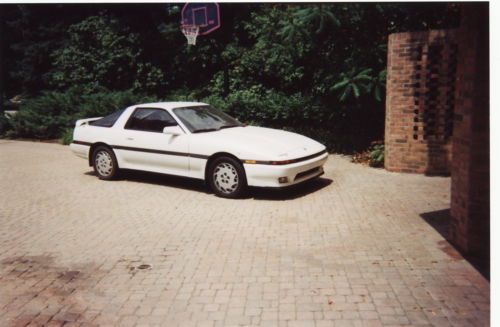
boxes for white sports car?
[70,102,328,198]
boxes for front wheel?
[208,156,247,198]
[92,146,118,180]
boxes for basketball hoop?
[181,25,200,45]
[180,3,220,46]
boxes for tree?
[49,14,164,93]
[1,3,460,150]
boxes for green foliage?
[330,68,387,102]
[59,127,73,145]
[332,68,372,101]
[0,112,12,136]
[49,14,165,94]
[2,3,461,151]
[6,88,157,139]
[6,89,79,138]
[369,142,385,167]
[293,5,341,34]
[203,86,316,126]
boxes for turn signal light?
[278,177,288,183]
[244,160,257,164]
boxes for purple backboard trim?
[181,3,220,36]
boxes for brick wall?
[450,3,489,261]
[385,30,458,174]
[383,5,489,268]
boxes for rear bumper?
[70,142,90,159]
[244,152,328,187]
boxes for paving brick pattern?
[0,141,489,326]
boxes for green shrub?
[77,89,158,118]
[59,127,74,145]
[0,112,12,137]
[202,89,355,151]
[4,84,378,153]
[369,142,384,167]
[6,90,78,139]
[202,87,323,126]
[50,14,165,94]
[5,87,157,139]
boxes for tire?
[92,145,119,180]
[208,156,247,198]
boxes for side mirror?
[163,126,182,136]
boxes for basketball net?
[181,25,200,45]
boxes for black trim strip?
[111,144,210,159]
[243,149,327,165]
[72,140,209,159]
[72,140,92,146]
[72,140,326,165]
[190,153,211,159]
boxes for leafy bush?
[6,90,78,139]
[76,89,157,119]
[4,83,380,152]
[5,87,157,139]
[351,141,384,167]
[0,112,12,137]
[203,87,321,125]
[50,14,164,94]
[369,142,384,167]
[3,4,461,151]
[203,89,368,152]
[59,127,74,145]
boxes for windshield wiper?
[192,128,218,133]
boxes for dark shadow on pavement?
[250,177,333,201]
[420,209,489,280]
[420,208,451,239]
[85,170,209,194]
[84,171,332,200]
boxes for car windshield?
[173,105,244,133]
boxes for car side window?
[125,108,178,133]
[89,109,124,127]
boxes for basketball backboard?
[181,3,221,36]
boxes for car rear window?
[89,110,124,127]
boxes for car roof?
[132,102,208,110]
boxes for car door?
[117,107,189,176]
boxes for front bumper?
[243,152,328,187]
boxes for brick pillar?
[385,30,457,174]
[450,3,489,262]
[0,5,4,107]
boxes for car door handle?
[126,137,134,141]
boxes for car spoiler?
[75,117,102,127]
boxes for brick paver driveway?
[0,141,489,327]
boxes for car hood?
[195,126,326,160]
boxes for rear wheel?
[92,146,118,180]
[208,156,247,198]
